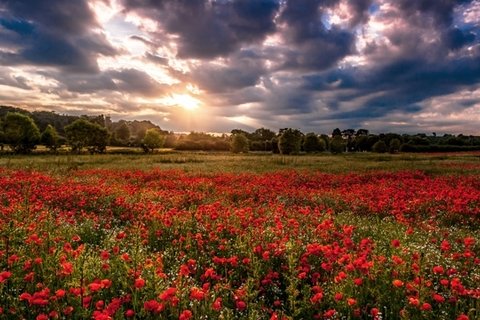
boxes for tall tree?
[253,128,276,141]
[3,112,40,154]
[330,136,346,154]
[278,128,303,155]
[303,133,321,153]
[0,118,4,151]
[115,122,131,145]
[332,128,342,137]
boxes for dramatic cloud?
[0,0,117,72]
[0,0,479,133]
[122,0,280,58]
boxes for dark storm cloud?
[44,68,169,97]
[445,27,476,50]
[347,0,374,26]
[121,0,280,58]
[0,0,97,34]
[108,68,169,96]
[301,52,480,122]
[380,0,477,57]
[278,0,355,71]
[280,0,479,129]
[0,0,117,72]
[186,50,267,93]
[396,0,471,26]
[1,0,480,133]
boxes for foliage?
[372,140,388,153]
[0,167,477,319]
[114,122,130,145]
[278,128,303,155]
[231,133,249,153]
[303,132,321,153]
[0,118,4,148]
[332,127,342,137]
[330,136,346,154]
[271,137,280,154]
[3,105,480,154]
[163,134,178,148]
[142,128,165,152]
[389,138,401,153]
[65,119,109,153]
[3,112,40,153]
[40,124,60,152]
[355,135,369,152]
[175,132,230,151]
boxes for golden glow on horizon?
[170,93,201,111]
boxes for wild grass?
[0,150,479,175]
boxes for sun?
[172,93,201,111]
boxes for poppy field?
[0,154,479,319]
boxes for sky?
[0,0,479,134]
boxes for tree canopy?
[40,124,60,152]
[278,128,303,155]
[65,119,109,153]
[3,112,40,154]
[231,133,249,153]
[142,128,165,153]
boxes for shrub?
[142,128,165,152]
[372,140,388,153]
[231,134,249,153]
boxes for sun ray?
[170,93,201,111]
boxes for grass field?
[0,152,479,319]
[1,150,480,174]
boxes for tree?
[342,129,356,151]
[372,140,388,153]
[389,138,401,153]
[0,118,4,151]
[354,135,369,152]
[163,134,177,148]
[356,129,369,136]
[271,137,280,154]
[320,134,330,150]
[115,122,130,144]
[332,128,342,137]
[231,133,249,153]
[40,124,60,152]
[253,128,276,141]
[3,112,40,153]
[142,128,165,152]
[88,125,109,154]
[317,138,327,152]
[303,133,321,153]
[65,119,109,153]
[330,136,346,154]
[278,128,303,155]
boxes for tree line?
[0,106,479,155]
